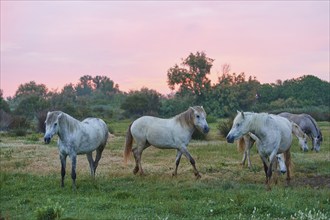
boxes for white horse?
[227,111,293,188]
[238,122,307,169]
[124,106,209,178]
[44,111,109,189]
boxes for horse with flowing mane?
[44,111,108,189]
[124,106,209,178]
[278,112,322,152]
[227,111,293,189]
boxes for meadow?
[0,120,329,220]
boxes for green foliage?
[160,94,195,117]
[3,52,330,133]
[0,90,10,113]
[121,87,162,118]
[35,199,64,220]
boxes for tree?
[167,51,213,103]
[0,90,10,113]
[12,81,50,120]
[93,75,120,96]
[121,88,162,117]
[75,75,93,96]
[15,81,48,98]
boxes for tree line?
[1,51,329,132]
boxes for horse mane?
[175,108,195,129]
[59,112,81,134]
[242,112,270,134]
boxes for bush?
[12,129,27,137]
[192,130,208,140]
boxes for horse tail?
[124,122,134,164]
[237,137,245,152]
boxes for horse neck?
[292,126,304,139]
[58,114,81,140]
[246,113,268,139]
[305,115,320,137]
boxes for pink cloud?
[1,1,329,98]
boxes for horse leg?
[246,136,254,168]
[60,154,67,188]
[284,150,292,183]
[260,154,271,187]
[172,150,182,177]
[86,152,95,177]
[132,147,145,175]
[262,160,269,184]
[94,144,105,174]
[273,156,279,185]
[70,154,77,190]
[247,147,252,168]
[181,148,201,179]
[241,150,247,167]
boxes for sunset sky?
[1,1,329,98]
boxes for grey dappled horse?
[44,111,108,189]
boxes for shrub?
[192,130,207,140]
[12,129,27,137]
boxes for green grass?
[0,121,329,219]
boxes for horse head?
[226,111,251,143]
[190,106,209,134]
[311,134,322,152]
[44,111,63,144]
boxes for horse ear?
[190,107,196,112]
[241,111,245,119]
[57,112,63,121]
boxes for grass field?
[0,121,329,219]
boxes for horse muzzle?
[226,135,234,143]
[44,136,51,144]
[203,126,210,134]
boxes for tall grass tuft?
[35,199,64,220]
[217,118,233,138]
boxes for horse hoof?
[133,167,139,175]
[195,173,201,179]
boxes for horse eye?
[54,123,58,126]
[196,115,200,119]
[236,123,240,127]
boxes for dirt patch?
[291,175,330,189]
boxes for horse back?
[131,115,190,149]
[76,118,108,152]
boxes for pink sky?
[1,1,329,98]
